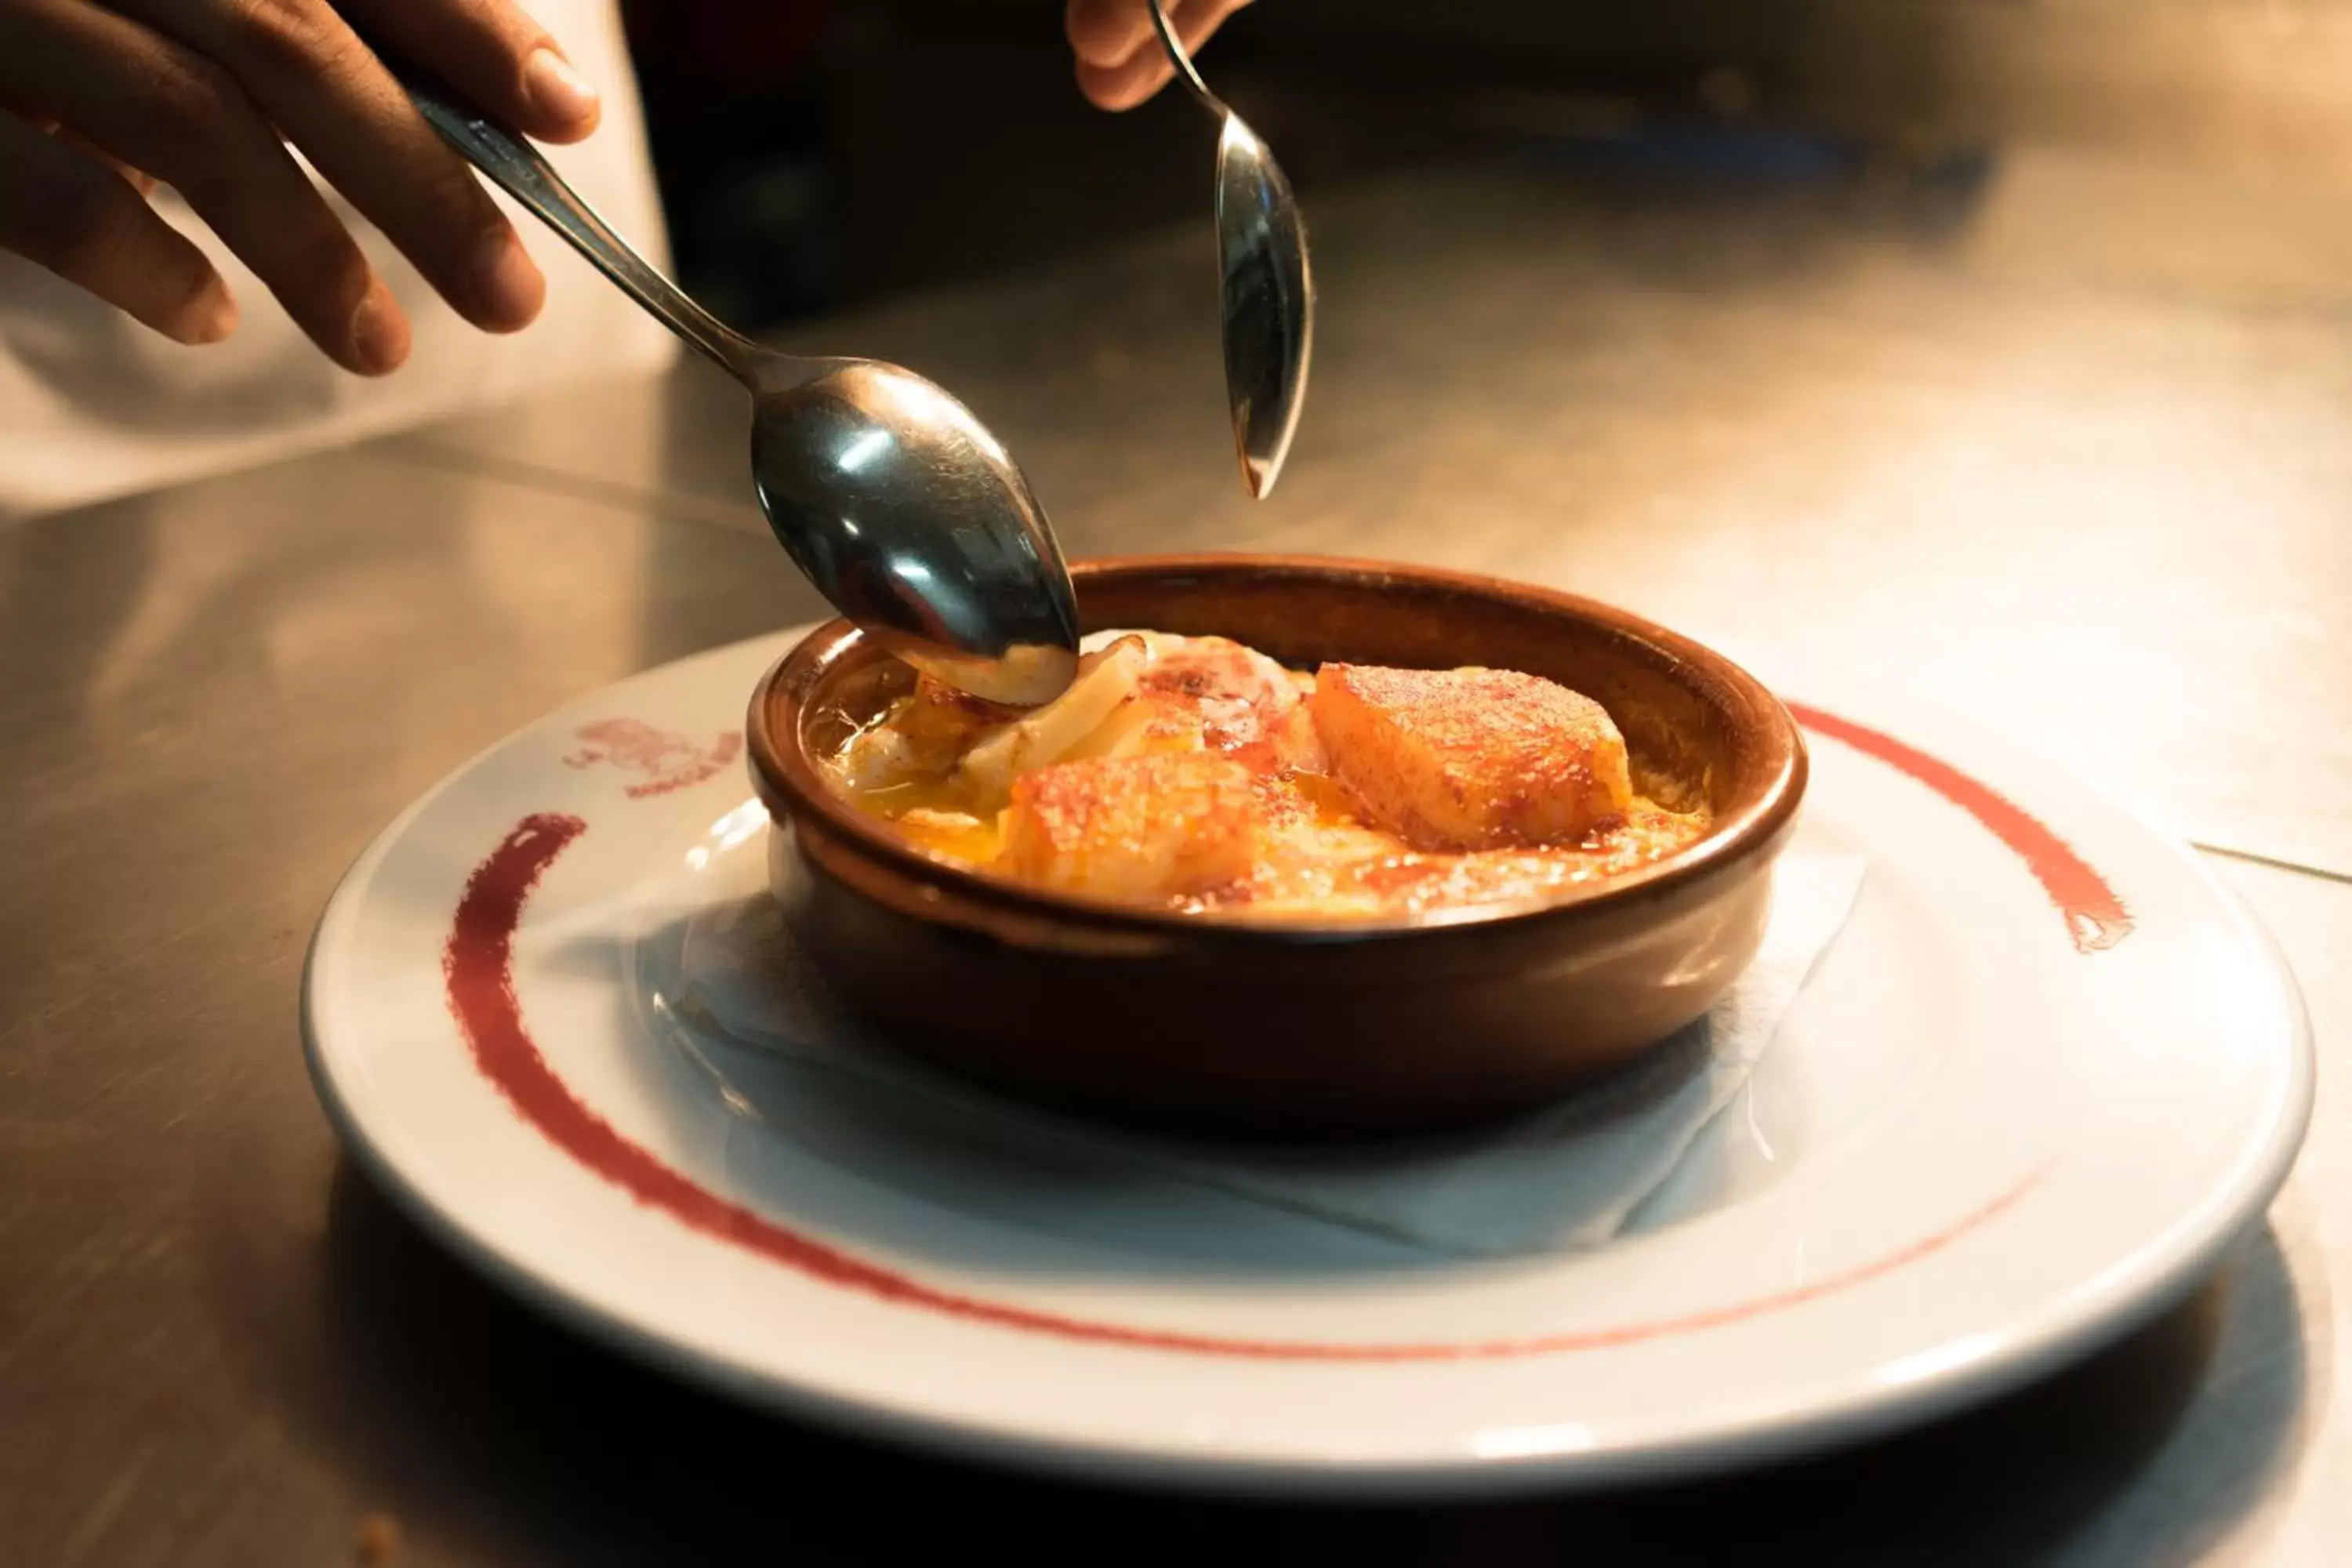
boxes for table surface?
[8,136,2352,1564]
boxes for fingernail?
[190,277,238,344]
[350,281,408,374]
[524,47,601,129]
[470,230,546,330]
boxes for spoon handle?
[385,58,768,387]
[1146,0,1232,121]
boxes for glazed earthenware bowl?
[746,555,1806,1142]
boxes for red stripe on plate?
[1788,704,2132,953]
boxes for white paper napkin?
[671,845,1866,1257]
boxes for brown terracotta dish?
[746,555,1806,1142]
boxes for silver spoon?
[389,64,1080,706]
[1146,0,1314,498]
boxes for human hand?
[1065,0,1254,111]
[0,0,604,374]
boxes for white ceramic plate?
[303,629,2311,1496]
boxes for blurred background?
[622,0,2352,329]
[573,0,2352,880]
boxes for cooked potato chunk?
[1309,665,1633,849]
[958,635,1148,802]
[1065,688,1213,762]
[1000,753,1267,903]
[1136,636,1301,742]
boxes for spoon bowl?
[750,362,1079,704]
[1213,117,1312,496]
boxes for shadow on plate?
[293,1157,2307,1565]
[590,907,1449,1279]
[610,900,1777,1282]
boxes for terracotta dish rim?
[745,553,1807,946]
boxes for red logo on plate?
[562,719,742,800]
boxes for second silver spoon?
[1147,0,1315,498]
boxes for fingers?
[1066,0,1156,67]
[113,0,546,336]
[0,0,595,372]
[0,0,406,374]
[53,125,159,196]
[0,78,158,196]
[338,0,600,143]
[0,108,235,343]
[1068,0,1252,111]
